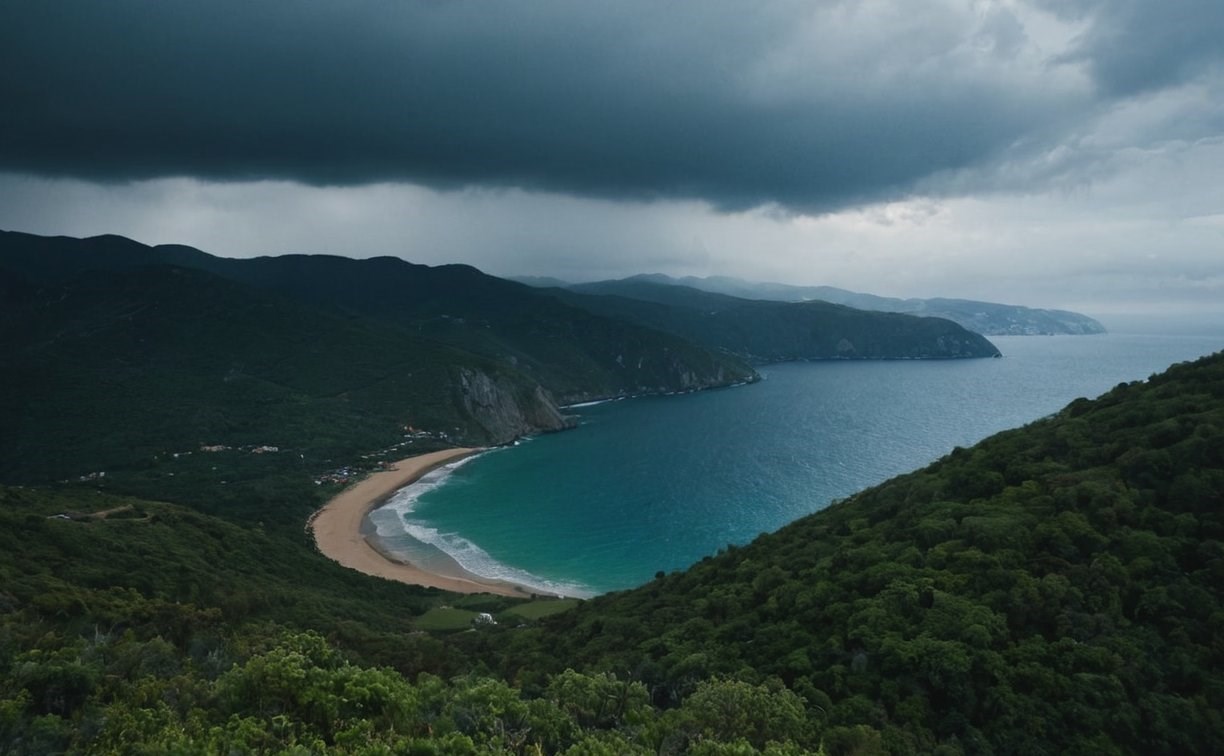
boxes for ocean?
[368,330,1223,597]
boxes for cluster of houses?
[401,425,453,443]
[164,443,283,461]
[314,457,403,486]
[310,425,455,487]
[74,424,454,490]
[357,426,454,462]
[314,465,361,486]
[198,443,280,454]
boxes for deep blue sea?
[369,330,1223,597]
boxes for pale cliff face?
[456,368,573,444]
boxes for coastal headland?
[309,447,535,597]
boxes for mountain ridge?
[0,230,757,409]
[549,278,1002,362]
[515,271,1106,336]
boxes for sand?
[309,447,535,597]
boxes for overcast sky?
[2,0,1222,316]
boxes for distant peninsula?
[518,272,1107,337]
[545,277,1002,363]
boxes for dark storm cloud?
[0,1,1217,211]
[1043,0,1224,96]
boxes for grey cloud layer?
[2,1,1221,211]
[1045,0,1224,95]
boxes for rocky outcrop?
[456,368,575,444]
[550,351,759,407]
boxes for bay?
[372,331,1223,596]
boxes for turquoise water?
[371,332,1223,596]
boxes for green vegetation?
[0,230,758,407]
[0,262,564,493]
[0,486,827,753]
[0,626,825,755]
[415,607,483,632]
[460,352,1224,753]
[504,598,583,622]
[0,486,509,668]
[1,230,1219,753]
[2,351,1220,752]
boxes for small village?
[313,425,454,486]
[64,422,458,495]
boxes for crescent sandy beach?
[309,447,534,597]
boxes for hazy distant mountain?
[508,274,572,289]
[549,278,1002,362]
[619,273,1106,336]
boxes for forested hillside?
[552,279,1001,362]
[461,351,1224,753]
[1,342,1219,751]
[601,274,1107,336]
[0,263,566,495]
[0,230,761,510]
[0,230,757,406]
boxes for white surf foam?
[368,452,594,598]
[401,521,593,598]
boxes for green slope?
[458,351,1224,753]
[0,350,1219,752]
[0,485,561,753]
[194,252,756,401]
[0,263,568,501]
[556,279,1002,361]
[0,486,827,753]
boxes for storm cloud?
[4,0,1218,212]
[2,1,1222,317]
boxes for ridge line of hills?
[514,272,1107,337]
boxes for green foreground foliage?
[0,345,1221,752]
[0,485,820,753]
[0,627,821,755]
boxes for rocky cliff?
[455,368,576,444]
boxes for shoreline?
[309,447,540,598]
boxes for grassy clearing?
[502,598,581,621]
[415,606,481,632]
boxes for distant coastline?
[309,447,539,597]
